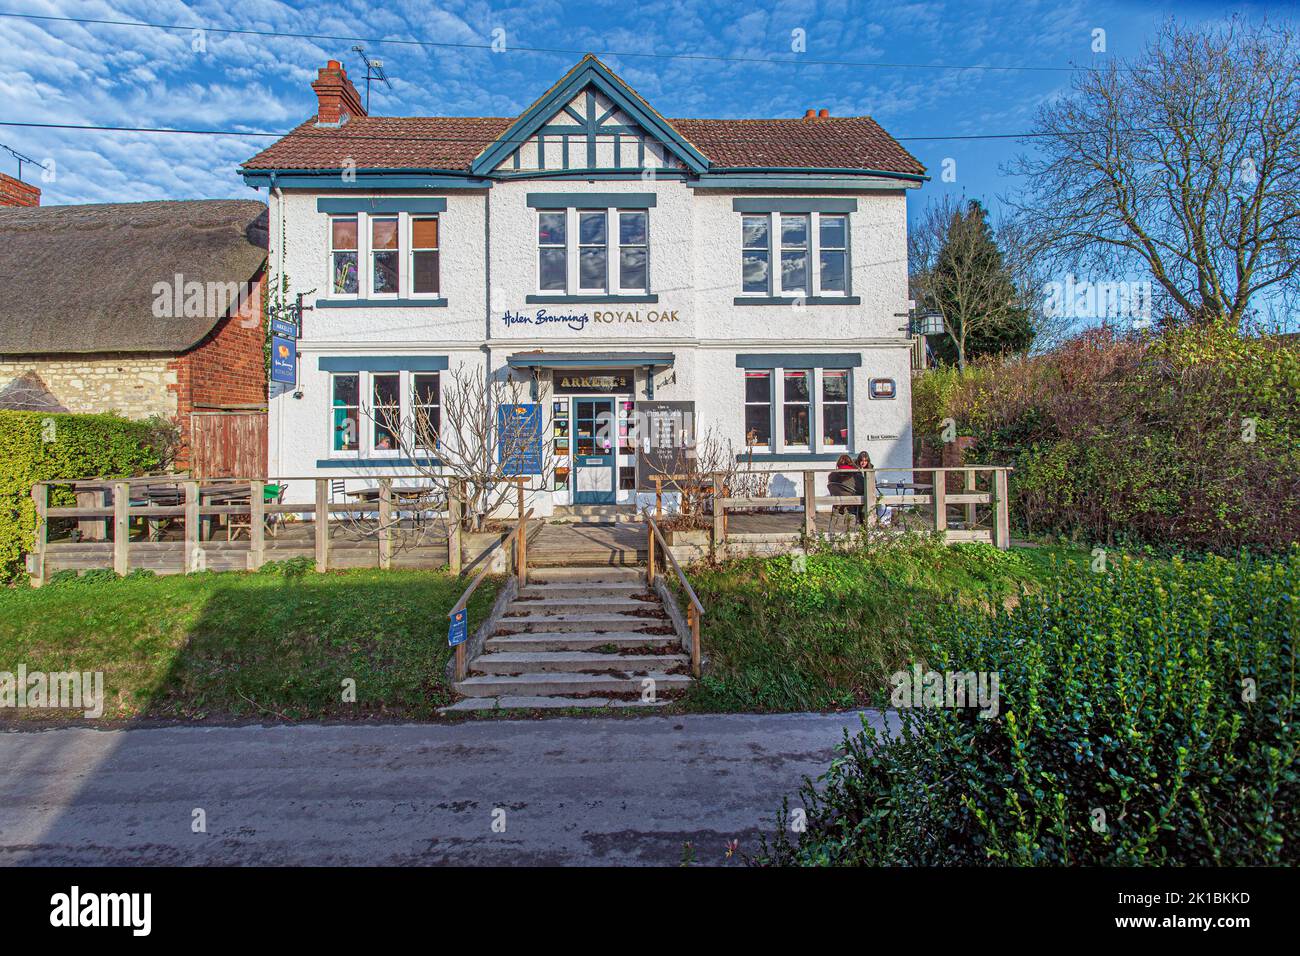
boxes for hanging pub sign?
[270,335,297,386]
[270,316,298,339]
[551,369,634,395]
[497,403,543,475]
[634,401,697,490]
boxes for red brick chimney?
[818,108,830,119]
[0,171,40,206]
[803,109,816,120]
[311,59,367,126]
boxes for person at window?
[853,451,873,523]
[828,454,858,526]
[375,434,394,451]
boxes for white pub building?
[242,55,926,514]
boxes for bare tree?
[1009,17,1300,330]
[910,195,1032,369]
[364,367,550,533]
[642,422,765,521]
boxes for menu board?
[634,401,696,490]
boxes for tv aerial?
[351,45,393,112]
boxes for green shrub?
[756,550,1299,865]
[0,411,163,582]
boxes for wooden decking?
[528,522,646,567]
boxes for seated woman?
[827,454,859,524]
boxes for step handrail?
[644,514,703,678]
[448,507,534,682]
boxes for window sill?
[526,294,659,304]
[315,298,448,309]
[732,296,860,306]
[735,451,844,462]
[316,456,444,468]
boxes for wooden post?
[378,478,393,570]
[248,479,266,570]
[964,468,977,528]
[688,604,701,678]
[865,470,878,527]
[711,475,724,552]
[515,479,527,585]
[184,481,199,573]
[802,470,816,538]
[113,481,130,576]
[75,488,107,541]
[30,483,47,586]
[646,521,656,586]
[448,480,463,575]
[993,468,1011,550]
[932,468,947,537]
[454,642,467,682]
[315,478,329,572]
[655,476,663,517]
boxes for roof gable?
[469,55,709,176]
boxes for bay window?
[534,206,653,296]
[740,366,853,453]
[737,210,852,298]
[324,211,443,300]
[327,369,441,458]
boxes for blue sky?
[0,0,1295,226]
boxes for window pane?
[332,375,358,452]
[332,374,358,406]
[620,247,647,290]
[822,405,848,447]
[619,211,647,245]
[372,251,399,294]
[783,404,810,445]
[742,250,770,293]
[371,217,398,250]
[784,370,811,402]
[373,373,400,407]
[781,251,808,293]
[578,211,606,245]
[539,248,566,290]
[820,215,847,249]
[820,251,846,292]
[822,369,849,402]
[413,373,439,406]
[742,215,769,249]
[332,218,357,249]
[579,247,607,290]
[412,217,439,248]
[745,406,771,447]
[332,252,358,294]
[744,370,771,402]
[781,215,808,248]
[538,213,565,244]
[413,250,439,294]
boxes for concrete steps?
[447,565,693,710]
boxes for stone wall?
[0,354,177,419]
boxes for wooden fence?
[26,475,470,585]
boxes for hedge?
[756,550,1299,865]
[0,411,165,582]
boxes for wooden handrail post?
[655,476,663,517]
[964,468,977,528]
[688,604,701,678]
[932,468,947,537]
[111,481,130,576]
[249,479,266,570]
[865,470,878,527]
[30,482,47,586]
[711,475,724,553]
[515,479,527,585]
[184,480,199,573]
[454,642,467,682]
[378,478,393,570]
[802,470,816,538]
[993,468,1011,550]
[646,519,656,586]
[449,479,463,574]
[314,478,330,572]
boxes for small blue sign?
[497,403,542,475]
[270,335,297,385]
[448,608,468,648]
[270,317,297,339]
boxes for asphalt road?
[0,711,887,866]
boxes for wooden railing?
[447,506,533,681]
[645,515,704,678]
[711,466,1013,549]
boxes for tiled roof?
[242,115,924,177]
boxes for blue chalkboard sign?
[448,608,468,648]
[497,403,542,475]
[270,335,297,386]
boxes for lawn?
[678,537,1098,713]
[0,562,499,723]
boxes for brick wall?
[0,172,40,207]
[167,270,268,470]
[0,354,177,418]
